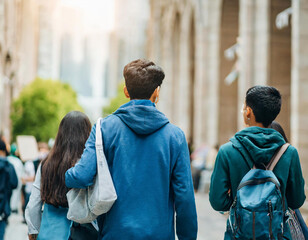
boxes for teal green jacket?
[209,127,306,239]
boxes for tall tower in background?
[37,0,61,80]
[108,0,150,97]
[58,3,111,121]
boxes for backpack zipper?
[268,200,274,240]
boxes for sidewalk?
[5,193,226,240]
[195,193,226,240]
[5,213,28,240]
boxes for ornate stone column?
[158,2,176,121]
[291,0,308,177]
[237,0,270,130]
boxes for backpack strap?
[266,143,290,171]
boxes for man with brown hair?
[66,59,198,240]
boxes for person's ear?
[155,86,160,97]
[246,106,252,121]
[154,86,160,103]
[124,86,130,99]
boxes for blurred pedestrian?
[209,86,305,239]
[0,133,10,155]
[191,144,209,191]
[0,139,18,240]
[21,157,35,223]
[66,59,198,240]
[33,142,49,174]
[25,111,98,240]
[7,144,24,214]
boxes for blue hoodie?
[65,100,198,240]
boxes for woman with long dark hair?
[25,111,97,240]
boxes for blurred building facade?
[0,0,116,139]
[0,0,40,141]
[58,3,111,121]
[148,0,308,178]
[37,0,61,80]
[107,0,150,97]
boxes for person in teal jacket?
[209,85,305,239]
[65,59,198,240]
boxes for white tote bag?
[66,118,117,224]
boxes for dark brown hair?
[269,121,289,143]
[40,111,92,207]
[123,59,165,99]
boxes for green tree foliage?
[11,78,83,142]
[103,82,129,117]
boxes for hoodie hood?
[230,127,286,166]
[113,100,169,135]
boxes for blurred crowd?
[190,143,219,193]
[0,134,52,224]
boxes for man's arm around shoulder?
[65,124,98,188]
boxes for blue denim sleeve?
[65,124,98,188]
[172,136,198,240]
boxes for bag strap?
[95,118,103,148]
[266,143,290,171]
[95,118,104,172]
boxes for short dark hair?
[123,59,165,99]
[245,86,281,127]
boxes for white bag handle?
[95,118,104,173]
[95,118,103,148]
[67,117,117,224]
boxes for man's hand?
[28,234,38,240]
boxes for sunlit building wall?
[148,0,308,198]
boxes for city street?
[5,193,226,240]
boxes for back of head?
[0,139,8,157]
[245,86,281,127]
[10,143,17,156]
[41,111,92,207]
[123,59,165,99]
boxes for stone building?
[0,0,40,141]
[147,0,308,178]
[0,0,70,141]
